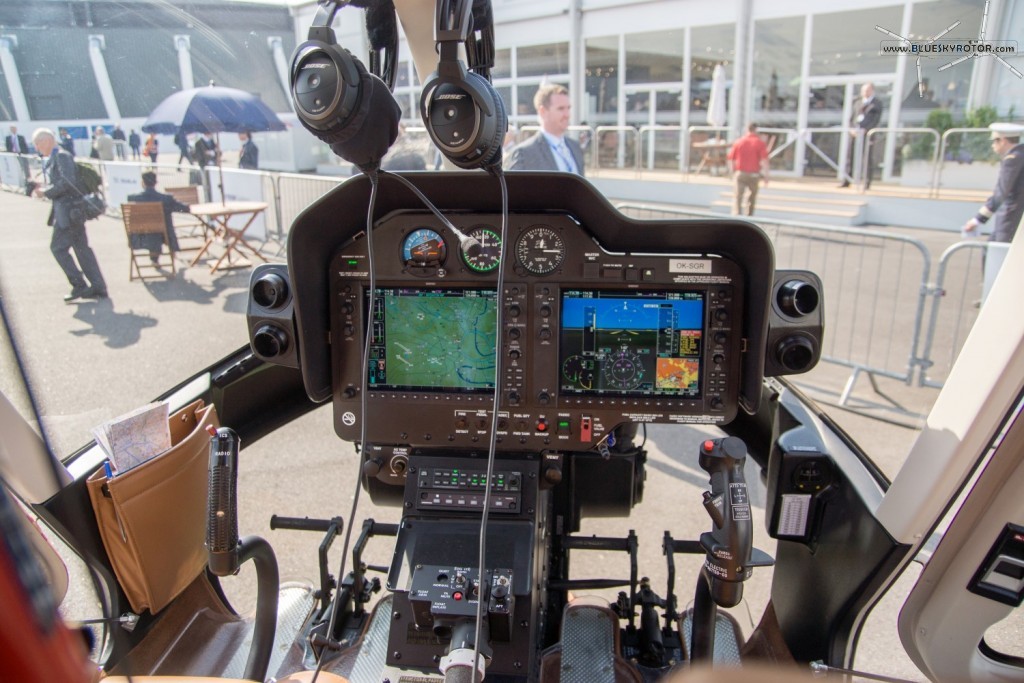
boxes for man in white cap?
[963,122,1024,243]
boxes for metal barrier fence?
[918,241,985,388]
[613,203,945,402]
[275,172,344,245]
[3,126,998,205]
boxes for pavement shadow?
[68,298,157,349]
[213,270,254,315]
[140,268,251,309]
[142,274,218,305]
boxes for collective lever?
[205,426,279,683]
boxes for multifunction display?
[559,290,704,398]
[368,288,498,393]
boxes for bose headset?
[419,0,506,171]
[290,0,506,173]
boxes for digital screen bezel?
[366,287,498,394]
[558,288,705,399]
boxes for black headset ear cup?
[329,68,401,169]
[420,69,506,170]
[290,40,400,170]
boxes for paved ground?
[0,184,969,681]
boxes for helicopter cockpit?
[4,1,1024,682]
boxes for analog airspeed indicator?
[461,226,502,272]
[516,226,565,275]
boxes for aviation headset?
[418,0,506,171]
[289,0,401,172]
[290,0,505,172]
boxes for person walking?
[174,129,192,166]
[238,131,258,170]
[128,130,141,160]
[92,126,115,161]
[727,123,770,216]
[59,128,75,156]
[144,133,159,163]
[30,128,107,302]
[194,133,220,169]
[840,82,883,189]
[111,124,127,160]
[505,83,585,176]
[963,123,1024,244]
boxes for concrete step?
[711,187,868,225]
[718,191,867,208]
[710,198,866,226]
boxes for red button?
[537,421,547,432]
[702,440,715,453]
[454,591,463,601]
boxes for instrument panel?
[329,210,746,452]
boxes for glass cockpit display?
[368,288,497,392]
[560,290,704,397]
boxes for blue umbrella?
[142,84,285,203]
[141,85,286,135]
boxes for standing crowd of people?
[6,79,1021,307]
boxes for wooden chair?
[164,185,206,251]
[122,202,176,281]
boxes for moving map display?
[368,288,497,392]
[560,290,704,397]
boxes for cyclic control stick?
[691,436,773,663]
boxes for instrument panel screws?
[393,611,401,620]
[393,652,402,660]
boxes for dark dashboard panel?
[329,210,747,450]
[286,172,775,452]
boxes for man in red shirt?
[726,123,770,216]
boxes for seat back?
[121,202,176,281]
[165,185,201,205]
[122,202,167,236]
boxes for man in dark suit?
[840,82,883,189]
[5,125,27,154]
[505,84,585,176]
[238,131,259,170]
[6,125,30,187]
[127,171,191,261]
[31,128,107,302]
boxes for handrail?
[594,125,640,171]
[865,127,940,193]
[935,127,998,197]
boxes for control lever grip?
[696,437,768,607]
[206,426,240,576]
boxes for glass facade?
[809,7,903,77]
[393,0,996,174]
[585,35,620,126]
[689,23,734,121]
[752,17,803,126]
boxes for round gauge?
[402,228,447,267]
[602,348,644,390]
[516,226,565,275]
[461,226,502,273]
[562,355,595,389]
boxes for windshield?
[0,0,1018,680]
